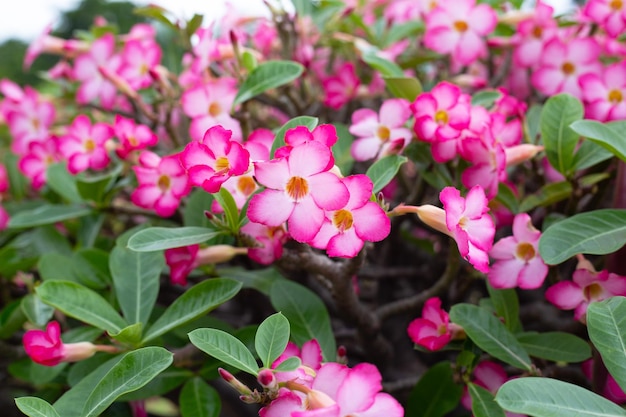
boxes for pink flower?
[58,114,113,174]
[579,61,626,122]
[271,339,323,386]
[131,151,191,217]
[113,115,158,159]
[22,321,116,366]
[583,0,626,38]
[119,39,161,90]
[310,174,391,258]
[531,37,602,99]
[275,124,338,163]
[407,297,460,351]
[241,221,288,265]
[0,163,8,193]
[424,0,497,66]
[488,213,548,289]
[461,361,525,417]
[164,244,199,286]
[322,62,360,110]
[0,205,9,231]
[460,135,506,200]
[180,125,250,194]
[440,186,495,273]
[248,141,349,243]
[512,0,558,68]
[545,265,626,322]
[18,137,61,190]
[349,99,413,161]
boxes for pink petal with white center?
[225,142,250,175]
[410,94,438,118]
[248,189,294,226]
[545,281,584,310]
[260,390,303,417]
[511,213,540,243]
[456,31,486,65]
[461,163,499,200]
[181,85,209,118]
[343,174,373,209]
[532,68,564,96]
[336,363,381,414]
[468,4,497,35]
[89,149,110,170]
[327,229,364,258]
[351,136,382,161]
[379,99,411,128]
[440,187,465,227]
[187,165,216,188]
[349,113,379,138]
[421,298,446,324]
[602,273,626,296]
[414,117,439,142]
[67,154,90,174]
[490,236,518,259]
[201,174,229,193]
[517,258,549,289]
[568,38,599,64]
[288,195,325,242]
[425,26,458,55]
[310,220,337,250]
[300,339,323,369]
[464,186,490,218]
[431,139,459,162]
[308,172,349,210]
[312,363,350,400]
[605,62,626,87]
[288,142,332,178]
[154,193,180,217]
[181,141,215,170]
[464,215,495,251]
[312,124,338,147]
[467,242,490,273]
[488,259,525,288]
[514,39,544,68]
[352,202,391,242]
[132,185,161,208]
[292,406,340,417]
[357,393,404,417]
[189,116,217,141]
[254,158,290,190]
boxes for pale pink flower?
[531,37,602,99]
[322,62,360,110]
[58,115,113,174]
[579,61,626,122]
[24,23,88,69]
[180,125,250,193]
[512,0,558,68]
[408,297,461,351]
[247,141,349,243]
[349,99,413,161]
[118,39,162,90]
[310,174,391,258]
[424,0,497,66]
[73,34,121,110]
[460,134,506,200]
[488,213,548,289]
[181,77,242,141]
[113,115,158,159]
[461,361,525,417]
[241,221,288,265]
[432,103,489,163]
[131,151,190,217]
[18,137,61,190]
[271,339,323,386]
[275,124,338,161]
[545,265,626,322]
[583,0,626,38]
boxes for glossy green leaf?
[183,189,215,227]
[384,77,422,101]
[82,347,173,417]
[362,51,404,77]
[21,294,54,327]
[270,280,336,362]
[127,226,223,252]
[255,312,290,368]
[469,383,505,417]
[133,5,177,30]
[487,284,522,333]
[234,60,304,106]
[213,187,240,233]
[517,332,591,363]
[270,116,318,158]
[540,93,584,176]
[119,367,193,401]
[8,204,92,228]
[189,328,259,375]
[75,165,121,203]
[572,140,614,171]
[406,361,463,417]
[495,183,519,214]
[15,397,60,417]
[471,90,502,108]
[496,377,626,417]
[366,154,408,194]
[518,181,572,213]
[0,300,27,339]
[110,245,164,325]
[331,123,355,176]
[142,279,242,343]
[46,163,82,203]
[450,304,532,371]
[72,248,110,289]
[180,377,221,417]
[109,323,143,345]
[538,209,626,264]
[36,281,127,334]
[587,297,626,393]
[274,356,302,372]
[570,119,626,162]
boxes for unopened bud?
[257,369,277,390]
[195,245,249,266]
[218,367,252,395]
[505,144,544,167]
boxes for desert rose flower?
[18,137,61,189]
[322,62,360,110]
[461,361,525,417]
[512,0,558,68]
[583,0,626,38]
[579,61,626,122]
[271,339,323,386]
[58,114,114,174]
[23,321,118,366]
[407,297,463,351]
[241,221,289,265]
[119,39,162,90]
[113,115,158,160]
[164,244,248,286]
[488,213,548,289]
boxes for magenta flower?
[0,163,8,194]
[582,359,626,404]
[322,62,360,110]
[407,297,460,351]
[58,115,113,174]
[118,39,161,90]
[275,124,338,162]
[349,99,413,161]
[583,0,626,38]
[271,339,323,386]
[531,37,602,99]
[310,174,391,258]
[461,361,525,417]
[113,115,158,160]
[164,244,199,286]
[579,61,626,122]
[180,125,250,194]
[512,0,558,68]
[241,221,289,265]
[248,141,349,243]
[131,151,190,217]
[488,213,548,289]
[18,137,61,190]
[546,266,626,322]
[423,0,497,65]
[460,135,506,200]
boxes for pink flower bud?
[257,369,277,389]
[23,321,97,366]
[218,367,252,395]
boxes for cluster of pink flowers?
[407,297,463,351]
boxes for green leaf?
[270,116,319,158]
[331,123,355,176]
[119,367,193,401]
[185,14,204,39]
[384,77,422,101]
[270,280,336,362]
[82,347,173,417]
[525,104,543,144]
[183,189,215,227]
[180,377,221,417]
[406,361,463,417]
[213,187,240,233]
[0,300,27,339]
[72,248,111,289]
[255,312,291,368]
[21,294,54,327]
[486,284,522,333]
[133,5,177,30]
[494,183,519,215]
[273,356,301,372]
[471,90,503,108]
[8,204,92,228]
[538,209,626,265]
[469,383,505,417]
[36,281,127,334]
[570,119,626,162]
[572,140,614,171]
[450,304,532,371]
[188,328,259,375]
[518,181,572,213]
[127,226,223,252]
[366,154,408,194]
[496,377,626,417]
[46,163,82,203]
[75,165,122,203]
[15,397,60,417]
[587,297,626,393]
[109,323,143,345]
[517,332,591,363]
[110,245,164,325]
[142,278,242,343]
[362,51,404,77]
[540,93,584,176]
[234,60,304,106]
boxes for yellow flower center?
[434,110,449,125]
[610,0,623,10]
[332,209,354,232]
[84,138,96,152]
[286,176,309,201]
[516,242,536,262]
[237,176,256,196]
[532,26,543,38]
[561,62,575,75]
[215,156,230,173]
[208,102,222,117]
[608,89,623,104]
[454,20,469,32]
[128,135,138,147]
[585,283,603,301]
[157,175,170,191]
[377,125,391,142]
